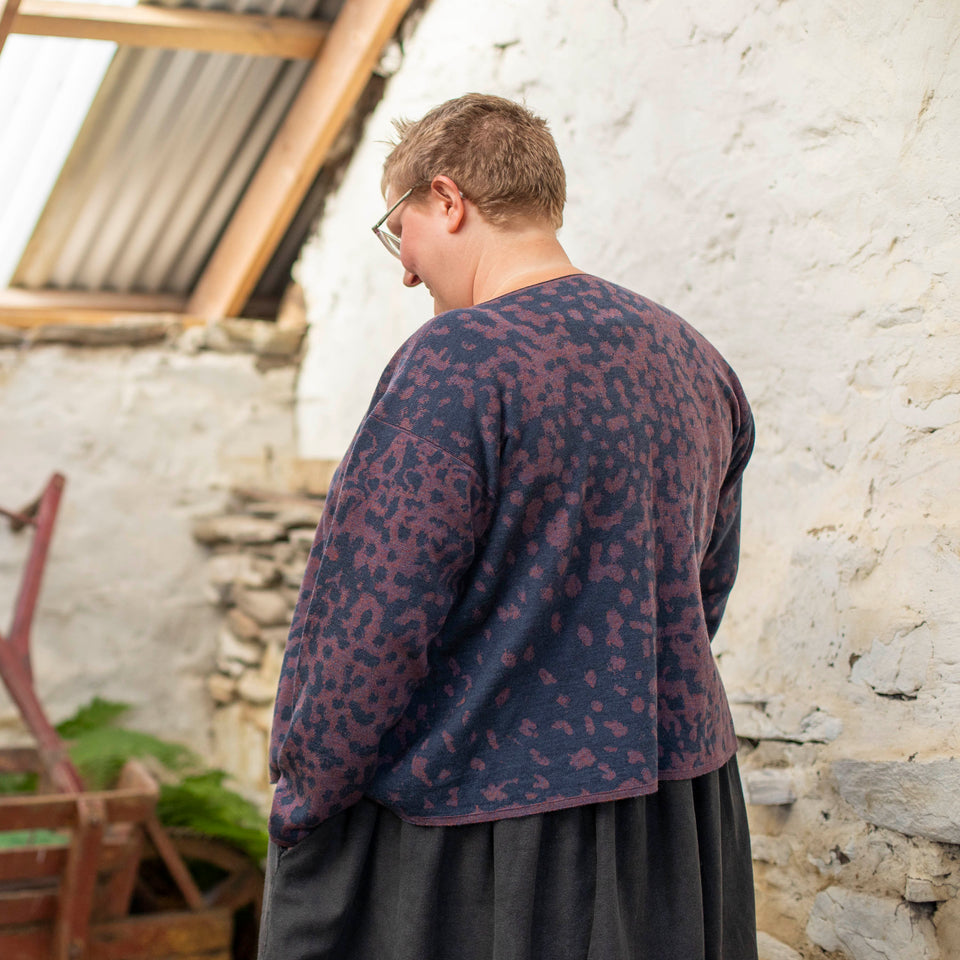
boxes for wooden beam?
[0,288,187,313]
[0,0,25,59]
[0,786,157,832]
[188,0,414,319]
[12,0,328,58]
[0,307,205,329]
[0,291,286,330]
[0,290,204,329]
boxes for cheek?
[399,244,417,276]
[397,223,417,264]
[400,235,429,275]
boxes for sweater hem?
[371,744,737,827]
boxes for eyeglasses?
[371,187,414,259]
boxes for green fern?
[60,699,268,860]
[55,697,130,739]
[66,726,195,791]
[0,771,38,795]
[158,771,269,862]
[0,697,268,861]
[66,699,267,860]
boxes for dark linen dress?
[258,755,757,960]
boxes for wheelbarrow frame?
[0,475,241,960]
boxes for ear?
[429,175,466,233]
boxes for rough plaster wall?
[295,0,959,952]
[0,344,296,751]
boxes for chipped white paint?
[742,768,796,807]
[757,931,802,960]
[850,622,933,698]
[835,760,960,846]
[807,887,940,960]
[730,698,843,744]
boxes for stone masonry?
[192,487,327,808]
[0,288,308,752]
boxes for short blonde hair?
[382,93,566,229]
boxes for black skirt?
[258,756,757,960]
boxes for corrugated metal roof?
[5,0,346,306]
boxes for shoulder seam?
[367,414,482,479]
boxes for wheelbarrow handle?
[0,473,83,793]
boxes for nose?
[403,269,422,288]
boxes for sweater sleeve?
[699,401,755,640]
[268,414,489,846]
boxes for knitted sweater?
[268,274,754,846]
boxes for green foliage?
[55,697,130,739]
[0,697,268,861]
[158,772,269,862]
[61,698,268,860]
[0,770,38,795]
[66,727,195,791]
[0,774,58,847]
[53,698,196,791]
[0,829,66,848]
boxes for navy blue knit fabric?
[268,274,754,846]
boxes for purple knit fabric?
[268,275,754,846]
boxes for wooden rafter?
[0,290,193,328]
[0,289,290,326]
[0,0,25,59]
[12,0,328,58]
[188,0,414,319]
[0,308,206,329]
[0,288,187,313]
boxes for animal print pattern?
[269,275,754,846]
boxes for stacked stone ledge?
[0,283,308,359]
[192,489,324,799]
[732,689,960,959]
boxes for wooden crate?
[0,752,234,960]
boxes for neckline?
[477,271,592,306]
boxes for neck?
[471,227,581,305]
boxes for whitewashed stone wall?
[295,0,960,956]
[0,319,301,756]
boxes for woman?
[259,93,757,960]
